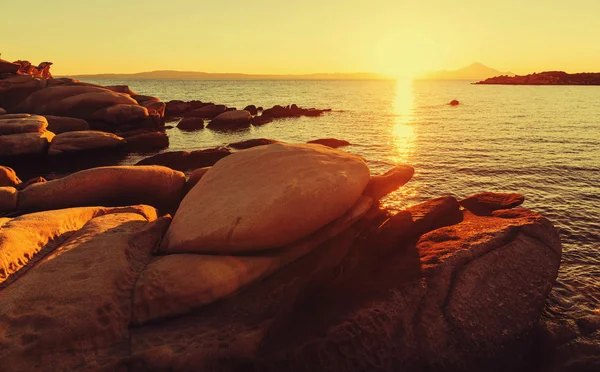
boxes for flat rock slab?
[17,166,185,212]
[0,210,162,371]
[460,192,525,214]
[48,130,125,155]
[161,143,371,254]
[0,131,54,157]
[0,115,48,135]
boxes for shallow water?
[86,78,600,324]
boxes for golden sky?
[2,0,599,77]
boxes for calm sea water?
[86,78,600,325]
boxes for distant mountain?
[68,70,390,80]
[420,63,514,80]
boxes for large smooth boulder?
[0,205,157,287]
[0,208,165,371]
[123,131,169,152]
[18,166,185,212]
[0,114,48,135]
[44,115,90,133]
[0,166,21,187]
[184,166,211,194]
[0,186,17,213]
[207,110,252,130]
[0,131,54,157]
[134,196,372,324]
[12,85,149,124]
[127,201,561,372]
[48,130,125,155]
[161,143,371,254]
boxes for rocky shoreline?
[0,57,593,372]
[475,71,600,85]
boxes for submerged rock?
[48,130,125,155]
[17,166,185,212]
[161,143,370,254]
[228,138,281,149]
[307,138,350,148]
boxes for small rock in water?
[243,105,258,115]
[176,117,204,130]
[307,138,350,148]
[207,110,252,130]
[449,99,460,106]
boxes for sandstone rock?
[48,130,125,155]
[0,131,54,157]
[228,138,281,149]
[363,165,415,201]
[136,147,231,172]
[307,138,351,148]
[0,186,17,213]
[127,204,560,372]
[134,196,372,324]
[460,192,525,214]
[184,104,227,119]
[44,115,90,133]
[18,166,185,212]
[207,110,252,130]
[0,166,21,187]
[123,131,169,152]
[184,166,211,194]
[0,205,157,287]
[161,143,370,254]
[0,114,48,135]
[0,209,162,371]
[176,117,204,130]
[243,105,258,115]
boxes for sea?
[84,78,600,329]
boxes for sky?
[2,0,599,77]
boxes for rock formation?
[476,71,600,85]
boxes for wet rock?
[243,105,258,115]
[307,138,350,148]
[363,164,415,201]
[0,186,17,213]
[0,207,162,371]
[176,117,204,130]
[184,104,227,119]
[184,166,211,194]
[48,130,125,155]
[0,114,48,134]
[460,192,525,214]
[161,143,370,254]
[228,138,281,149]
[0,166,21,187]
[136,148,231,172]
[0,131,54,157]
[123,132,169,152]
[44,115,90,133]
[207,110,252,130]
[134,196,372,324]
[18,166,185,212]
[251,115,273,126]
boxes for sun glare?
[391,79,415,164]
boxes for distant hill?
[475,71,600,85]
[420,63,514,80]
[68,70,390,80]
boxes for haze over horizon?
[2,0,600,77]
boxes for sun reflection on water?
[391,79,416,164]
